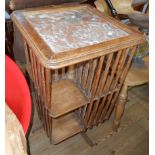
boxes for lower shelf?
[51,111,83,144]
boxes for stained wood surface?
[29,84,149,155]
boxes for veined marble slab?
[25,8,129,53]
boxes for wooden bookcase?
[11,4,144,144]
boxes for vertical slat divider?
[86,59,98,97]
[106,91,119,118]
[34,54,47,131]
[93,51,123,124]
[48,69,53,138]
[61,67,66,79]
[55,69,59,81]
[110,48,129,89]
[81,61,90,89]
[39,63,50,136]
[37,60,44,123]
[67,65,75,79]
[23,41,30,64]
[29,48,36,88]
[41,66,49,133]
[100,46,137,122]
[75,64,80,83]
[98,49,129,122]
[79,104,87,130]
[80,105,86,121]
[45,68,52,137]
[31,52,39,94]
[78,107,82,118]
[101,52,122,95]
[88,53,113,126]
[84,56,105,127]
[48,114,52,142]
[45,69,52,110]
[30,50,42,120]
[28,48,35,86]
[45,108,50,137]
[45,111,50,138]
[106,46,137,119]
[34,90,41,120]
[36,60,43,100]
[41,66,47,107]
[77,63,83,84]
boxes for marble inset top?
[25,8,129,53]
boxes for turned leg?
[113,84,128,131]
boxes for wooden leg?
[113,84,128,131]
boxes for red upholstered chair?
[5,55,32,135]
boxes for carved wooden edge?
[11,4,145,69]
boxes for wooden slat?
[30,50,43,122]
[29,48,36,87]
[77,63,84,85]
[81,61,90,89]
[102,51,122,94]
[33,53,47,132]
[37,61,50,136]
[97,48,131,123]
[93,51,123,124]
[61,67,66,79]
[40,66,46,106]
[31,51,40,94]
[36,60,43,100]
[80,104,88,120]
[23,40,30,64]
[86,59,98,97]
[99,46,136,123]
[106,46,137,119]
[54,69,59,81]
[45,69,51,110]
[30,82,41,121]
[84,56,105,126]
[75,64,78,83]
[67,65,75,79]
[88,53,113,127]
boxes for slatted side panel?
[23,41,53,138]
[78,46,137,129]
[24,37,137,142]
[74,59,98,98]
[105,46,137,120]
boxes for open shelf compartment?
[51,79,88,118]
[51,111,83,144]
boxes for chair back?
[5,55,32,134]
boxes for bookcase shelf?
[51,79,88,118]
[51,111,83,144]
